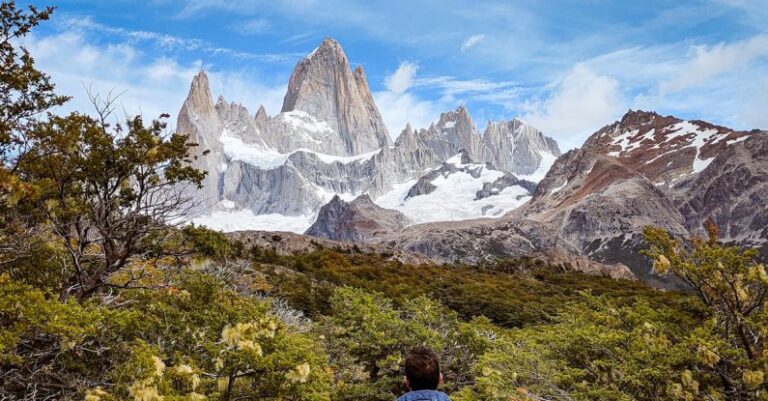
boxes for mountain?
[175,36,767,286]
[400,106,561,179]
[673,133,768,254]
[304,194,409,242]
[483,118,561,179]
[375,150,534,225]
[281,37,391,155]
[180,37,560,233]
[177,71,225,211]
[370,110,765,286]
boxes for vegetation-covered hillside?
[1,3,768,401]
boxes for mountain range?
[179,37,767,286]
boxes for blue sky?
[22,0,768,149]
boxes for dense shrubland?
[1,2,767,401]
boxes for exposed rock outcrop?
[226,230,432,265]
[483,118,561,176]
[281,37,391,155]
[177,71,225,211]
[673,132,768,244]
[304,195,409,242]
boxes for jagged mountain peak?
[305,193,409,242]
[395,123,419,148]
[438,105,474,127]
[183,69,215,115]
[255,105,268,124]
[308,36,344,59]
[618,109,669,127]
[353,65,366,79]
[582,110,752,184]
[280,37,392,155]
[481,115,561,177]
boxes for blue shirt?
[396,390,451,401]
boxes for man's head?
[404,346,442,391]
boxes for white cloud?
[522,64,626,150]
[741,76,768,129]
[375,62,525,137]
[461,34,485,52]
[661,34,768,93]
[22,30,287,126]
[374,91,443,135]
[375,61,448,135]
[384,61,418,94]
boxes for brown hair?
[404,346,441,390]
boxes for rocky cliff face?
[412,106,489,164]
[581,110,750,185]
[281,37,391,155]
[177,71,225,211]
[182,38,561,233]
[483,118,561,177]
[402,107,561,178]
[381,111,765,286]
[673,133,768,245]
[304,194,409,242]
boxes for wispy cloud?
[460,34,485,52]
[33,0,768,150]
[660,34,768,93]
[231,18,272,35]
[22,28,288,126]
[384,61,418,94]
[280,32,318,45]
[60,16,301,63]
[375,62,449,134]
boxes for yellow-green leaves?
[697,345,720,368]
[286,362,312,384]
[652,254,671,275]
[743,370,765,389]
[644,225,768,400]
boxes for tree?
[0,1,67,266]
[643,222,768,400]
[321,287,488,401]
[18,97,206,300]
[1,268,333,401]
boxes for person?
[396,346,451,401]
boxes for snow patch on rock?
[191,210,315,233]
[375,161,531,225]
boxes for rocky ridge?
[180,37,560,231]
[305,195,409,242]
[371,111,767,286]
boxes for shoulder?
[395,390,451,401]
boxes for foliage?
[0,0,67,266]
[320,287,488,401]
[457,295,704,401]
[15,105,205,300]
[0,270,332,401]
[181,225,232,260]
[249,248,680,327]
[643,222,768,400]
